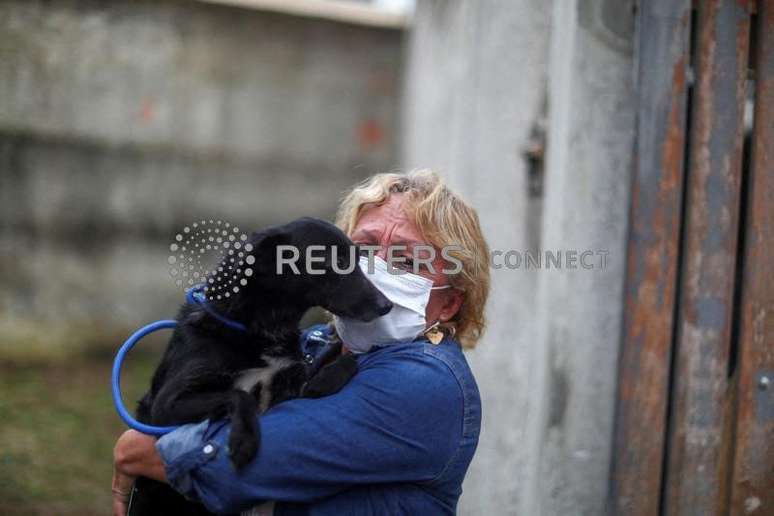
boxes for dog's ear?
[248,229,291,275]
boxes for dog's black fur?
[127,217,392,515]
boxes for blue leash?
[111,285,246,436]
[111,319,179,435]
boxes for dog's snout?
[375,297,393,316]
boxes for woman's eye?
[395,257,414,270]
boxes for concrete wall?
[403,0,635,514]
[403,1,552,512]
[0,0,403,354]
[523,1,635,514]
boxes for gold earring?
[423,321,444,345]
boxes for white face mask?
[334,256,451,354]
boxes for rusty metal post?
[729,2,774,513]
[663,1,752,515]
[609,0,692,514]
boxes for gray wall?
[403,1,553,512]
[524,1,634,514]
[403,0,635,514]
[0,0,403,354]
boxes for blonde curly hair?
[335,169,490,349]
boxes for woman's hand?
[112,460,134,516]
[112,430,168,516]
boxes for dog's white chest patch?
[233,356,295,412]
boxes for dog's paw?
[301,354,358,398]
[228,432,258,470]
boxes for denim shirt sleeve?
[155,346,464,514]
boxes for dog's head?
[241,217,392,321]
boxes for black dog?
[127,217,392,515]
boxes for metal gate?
[610,0,773,514]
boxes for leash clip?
[185,284,248,332]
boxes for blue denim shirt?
[156,324,482,515]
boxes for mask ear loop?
[424,321,441,333]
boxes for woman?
[112,169,491,515]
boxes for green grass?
[0,347,159,516]
[0,314,331,515]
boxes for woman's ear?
[437,289,464,323]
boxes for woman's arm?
[142,347,463,514]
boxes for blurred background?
[1,0,772,515]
